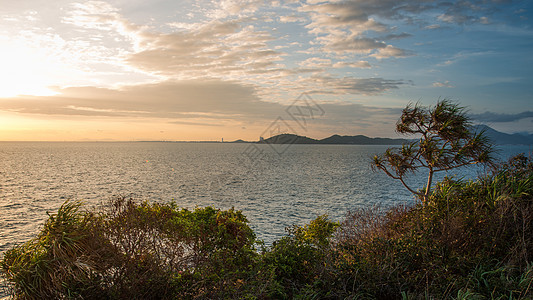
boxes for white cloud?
[437,14,455,23]
[297,1,421,58]
[0,80,266,118]
[208,0,265,18]
[370,45,413,60]
[432,81,453,88]
[299,57,332,68]
[298,0,505,59]
[425,24,441,30]
[0,0,528,140]
[126,20,284,82]
[69,4,406,101]
[437,51,494,67]
[296,74,409,96]
[62,1,145,54]
[332,61,371,69]
[314,33,389,54]
[479,16,490,24]
[0,79,404,137]
[279,15,306,23]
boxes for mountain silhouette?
[257,133,406,145]
[473,125,533,145]
[253,126,533,145]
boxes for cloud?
[315,35,388,54]
[44,0,425,102]
[432,80,453,88]
[434,0,514,26]
[437,14,456,23]
[479,16,490,24]
[302,75,409,95]
[299,1,434,32]
[123,19,288,83]
[62,1,142,44]
[299,57,332,68]
[0,79,405,137]
[60,1,285,85]
[297,1,426,58]
[2,0,526,140]
[208,0,264,18]
[425,24,441,29]
[381,33,413,40]
[332,61,371,69]
[298,0,510,58]
[279,15,306,23]
[334,77,409,95]
[0,80,274,119]
[370,45,413,60]
[470,111,533,123]
[437,50,494,67]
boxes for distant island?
[254,133,407,145]
[228,125,533,145]
[138,125,532,145]
[473,124,533,145]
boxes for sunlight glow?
[0,36,61,97]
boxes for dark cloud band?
[470,111,533,123]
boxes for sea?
[0,142,530,256]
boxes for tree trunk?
[423,169,434,204]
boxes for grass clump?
[1,198,258,299]
[1,154,533,299]
[331,153,533,298]
[0,200,112,299]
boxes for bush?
[0,200,113,299]
[2,154,532,299]
[260,215,339,298]
[101,198,258,298]
[1,198,258,299]
[333,154,533,298]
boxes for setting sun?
[0,1,533,298]
[0,0,531,140]
[0,36,62,97]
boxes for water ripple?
[0,142,528,254]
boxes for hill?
[319,134,406,145]
[259,134,319,144]
[257,133,408,145]
[254,126,533,146]
[474,125,533,145]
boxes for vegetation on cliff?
[2,101,532,299]
[1,153,532,299]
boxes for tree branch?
[398,176,420,196]
[434,160,478,172]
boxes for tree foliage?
[2,156,533,299]
[0,198,259,299]
[372,100,494,202]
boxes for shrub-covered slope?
[2,154,532,299]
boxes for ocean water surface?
[0,142,530,255]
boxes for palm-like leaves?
[372,100,495,203]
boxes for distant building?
[221,138,224,143]
[259,136,264,142]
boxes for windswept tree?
[372,100,494,203]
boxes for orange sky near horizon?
[1,0,532,141]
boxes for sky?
[0,0,532,141]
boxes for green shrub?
[261,215,339,299]
[333,154,533,298]
[1,198,258,299]
[0,200,113,299]
[2,154,532,299]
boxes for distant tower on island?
[260,136,264,142]
[221,138,224,143]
